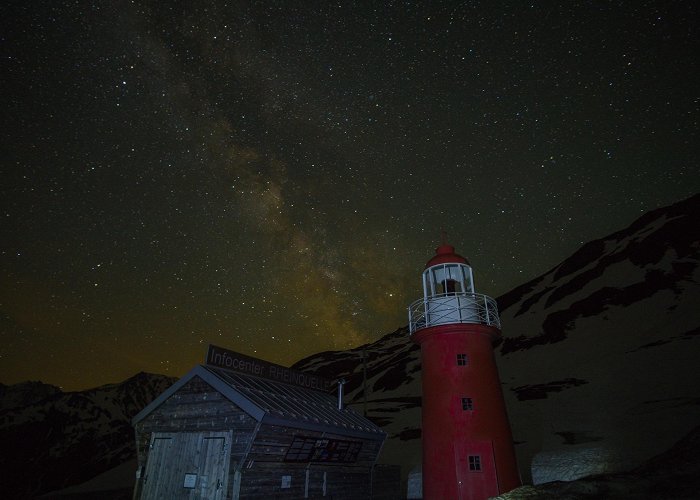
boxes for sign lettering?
[205,344,332,392]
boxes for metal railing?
[408,292,501,334]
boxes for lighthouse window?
[461,397,474,411]
[444,279,461,294]
[461,266,474,293]
[468,455,482,471]
[430,265,464,295]
[456,354,468,366]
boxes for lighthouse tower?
[408,242,520,499]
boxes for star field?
[2,1,698,389]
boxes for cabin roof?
[133,365,386,441]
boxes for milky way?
[2,1,698,389]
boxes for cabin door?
[141,431,232,500]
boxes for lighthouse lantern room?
[408,242,520,500]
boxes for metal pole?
[337,378,346,410]
[484,295,490,325]
[362,350,368,417]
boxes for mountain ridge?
[2,193,698,498]
[0,372,175,499]
[292,193,700,485]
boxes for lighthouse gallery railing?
[408,292,501,334]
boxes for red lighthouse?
[409,242,520,499]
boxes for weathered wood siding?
[239,462,309,498]
[239,424,384,498]
[136,377,257,468]
[133,376,389,499]
[247,424,382,468]
[139,431,232,500]
[134,376,258,499]
[321,467,372,500]
[239,463,374,499]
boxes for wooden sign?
[205,344,332,392]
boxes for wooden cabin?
[132,346,397,499]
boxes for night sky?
[2,1,698,390]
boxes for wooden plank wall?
[138,431,232,500]
[134,376,258,499]
[239,462,309,498]
[240,423,384,499]
[134,377,389,499]
[246,424,383,469]
[239,463,374,499]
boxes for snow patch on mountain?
[295,194,700,485]
[3,194,698,497]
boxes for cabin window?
[468,455,482,471]
[461,397,473,411]
[285,436,363,463]
[457,354,468,366]
[285,437,315,461]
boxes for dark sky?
[2,1,698,390]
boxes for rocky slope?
[292,193,700,485]
[0,380,62,409]
[0,372,174,499]
[494,423,700,499]
[3,194,698,498]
